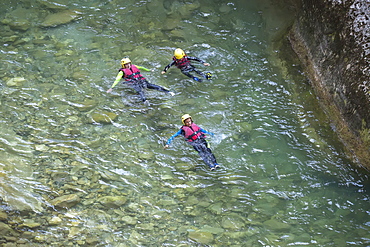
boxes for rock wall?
[288,0,370,168]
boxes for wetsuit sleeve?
[187,56,205,64]
[136,65,151,72]
[110,71,124,88]
[163,61,176,72]
[200,128,214,136]
[166,129,183,145]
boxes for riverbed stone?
[49,216,62,225]
[188,230,214,245]
[175,1,200,17]
[136,223,154,231]
[169,29,186,39]
[51,194,81,208]
[129,230,145,244]
[208,202,223,215]
[91,111,118,124]
[221,214,246,230]
[97,196,127,208]
[71,70,89,81]
[68,226,82,238]
[160,174,174,180]
[137,151,154,160]
[6,77,26,87]
[263,219,291,231]
[2,7,32,31]
[86,237,100,245]
[41,10,82,27]
[174,162,194,171]
[20,219,41,228]
[0,222,15,236]
[121,216,136,225]
[200,225,224,235]
[8,20,31,31]
[157,198,176,206]
[38,0,68,10]
[34,144,49,152]
[219,4,232,14]
[295,232,311,242]
[0,211,7,221]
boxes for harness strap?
[126,72,144,80]
[187,130,202,141]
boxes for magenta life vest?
[119,65,145,81]
[173,56,191,69]
[181,123,204,142]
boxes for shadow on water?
[0,0,369,246]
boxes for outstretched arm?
[136,65,151,72]
[187,56,210,66]
[200,128,214,137]
[164,129,182,149]
[162,61,176,74]
[107,71,124,93]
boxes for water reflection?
[0,0,369,246]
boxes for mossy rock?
[51,194,81,209]
[41,10,82,27]
[91,111,118,124]
[97,196,127,208]
[188,231,214,245]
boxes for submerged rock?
[221,214,246,230]
[188,230,214,245]
[121,216,137,225]
[0,222,15,236]
[0,211,7,221]
[20,219,41,228]
[200,225,224,235]
[72,99,98,112]
[49,216,62,225]
[174,162,195,171]
[38,0,68,10]
[97,196,127,208]
[8,20,31,31]
[6,77,26,87]
[41,10,82,27]
[263,219,291,231]
[91,111,118,124]
[51,194,81,208]
[2,7,33,31]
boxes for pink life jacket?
[119,65,145,81]
[173,56,191,69]
[181,123,204,142]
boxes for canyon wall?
[288,0,370,168]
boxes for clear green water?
[0,0,369,246]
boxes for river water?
[0,0,369,246]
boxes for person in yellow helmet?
[161,48,212,82]
[107,57,175,105]
[164,114,220,171]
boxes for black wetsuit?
[126,79,170,102]
[163,56,207,81]
[118,65,170,102]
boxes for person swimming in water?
[164,114,220,171]
[161,48,212,82]
[107,57,175,105]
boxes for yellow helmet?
[174,48,185,59]
[121,57,131,67]
[181,114,192,125]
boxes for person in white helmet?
[164,114,220,171]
